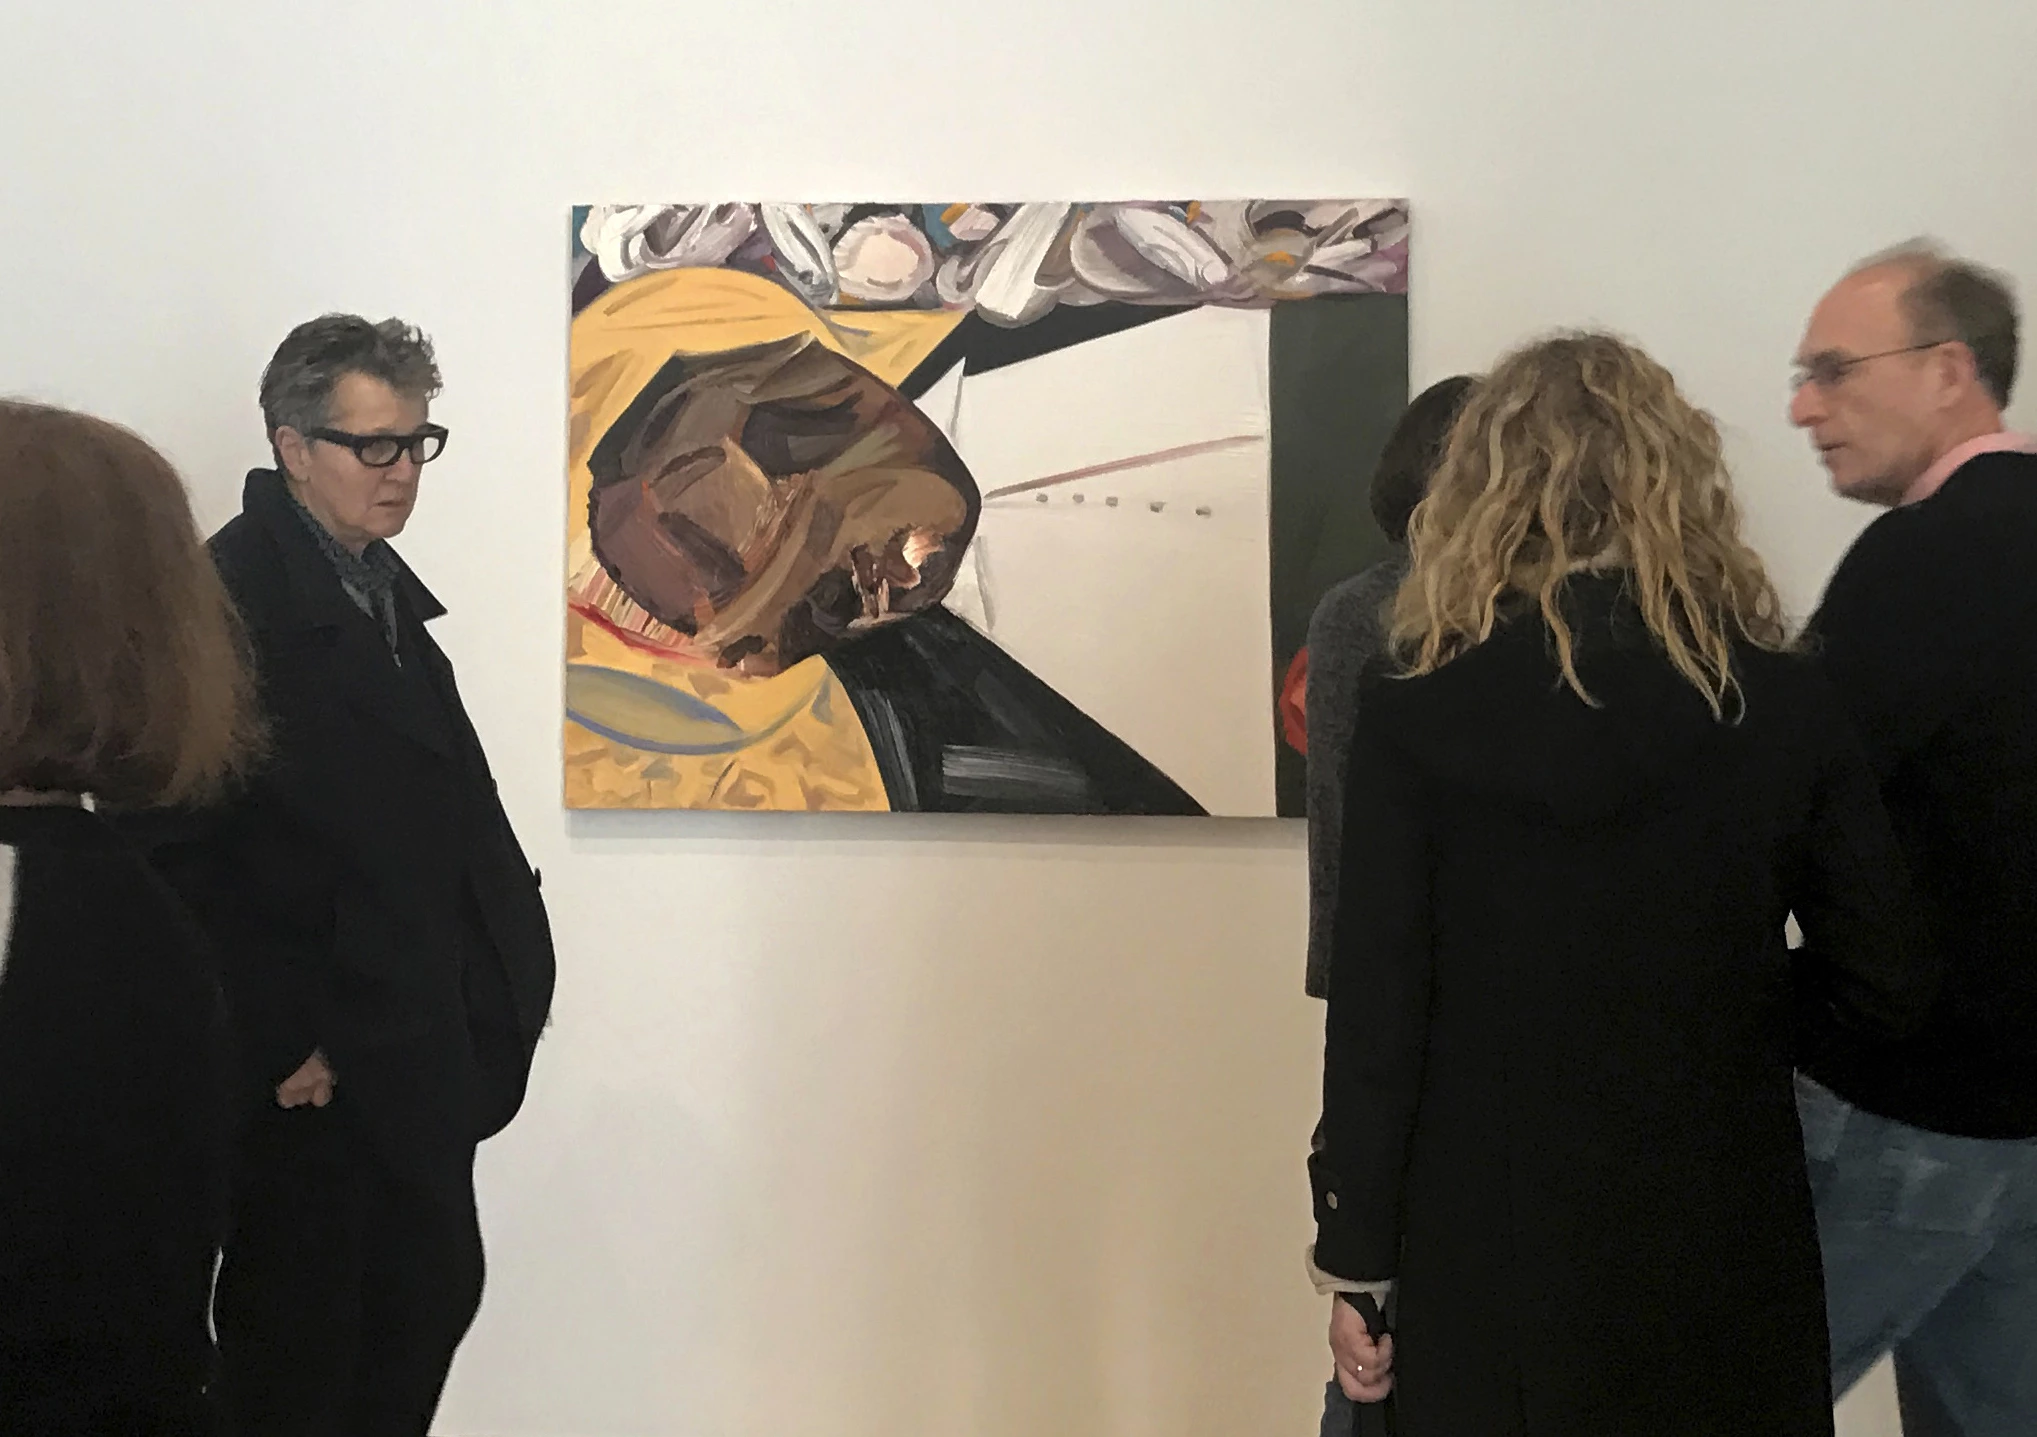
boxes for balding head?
[1854,240,2019,405]
[1791,240,2020,506]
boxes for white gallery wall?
[5,3,2034,1433]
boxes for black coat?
[1310,575,1936,1437]
[0,804,227,1431]
[143,471,555,1196]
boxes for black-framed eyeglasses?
[1790,341,1950,393]
[307,424,449,468]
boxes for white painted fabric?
[945,306,1277,815]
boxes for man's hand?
[277,1049,336,1109]
[1329,1294,1395,1403]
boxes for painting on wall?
[565,201,1410,816]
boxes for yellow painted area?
[560,267,959,809]
[563,615,889,811]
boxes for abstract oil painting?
[565,201,1410,816]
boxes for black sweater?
[0,804,228,1432]
[1803,450,2037,1138]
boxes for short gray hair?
[258,314,443,444]
[1853,239,2020,407]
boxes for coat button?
[1327,1192,1339,1210]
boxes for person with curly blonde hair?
[1306,332,1938,1435]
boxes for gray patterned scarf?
[282,480,405,662]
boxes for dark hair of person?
[1370,374,1479,543]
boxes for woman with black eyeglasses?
[125,315,556,1436]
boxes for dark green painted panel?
[1267,295,1410,817]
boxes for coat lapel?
[331,613,458,761]
[241,471,458,763]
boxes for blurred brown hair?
[0,400,263,806]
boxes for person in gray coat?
[1304,375,1477,1000]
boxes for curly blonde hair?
[1391,332,1788,717]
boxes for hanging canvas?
[565,201,1410,816]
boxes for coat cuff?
[1304,1245,1394,1302]
[1308,1149,1400,1279]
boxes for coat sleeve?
[1310,709,1432,1284]
[1303,575,1399,1000]
[1788,701,1940,1052]
[1301,598,1345,1001]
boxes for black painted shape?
[827,607,1206,816]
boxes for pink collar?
[1902,431,2037,506]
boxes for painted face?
[277,372,433,551]
[1789,270,1950,507]
[585,335,979,675]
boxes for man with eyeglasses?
[138,315,556,1434]
[1789,242,2036,1436]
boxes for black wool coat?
[0,805,228,1430]
[1311,575,1936,1437]
[141,471,556,1197]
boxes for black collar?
[239,469,448,632]
[234,470,462,760]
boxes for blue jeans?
[1319,1379,1355,1437]
[1796,1074,2037,1436]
